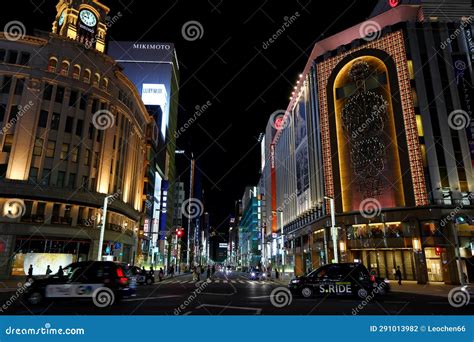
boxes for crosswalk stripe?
[214,280,220,283]
[231,280,236,283]
[223,280,228,283]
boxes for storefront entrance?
[351,248,416,280]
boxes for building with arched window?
[259,0,474,285]
[0,0,166,276]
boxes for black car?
[121,265,155,285]
[24,261,135,306]
[288,263,389,299]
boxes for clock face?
[79,9,97,27]
[58,10,65,26]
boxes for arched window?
[93,73,100,86]
[102,77,108,91]
[83,69,91,83]
[60,60,69,76]
[73,64,81,80]
[48,57,58,72]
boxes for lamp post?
[324,196,338,263]
[97,194,115,261]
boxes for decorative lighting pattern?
[316,30,428,207]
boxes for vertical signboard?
[270,144,277,234]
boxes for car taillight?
[116,267,125,278]
[119,277,128,286]
[370,275,376,282]
[116,267,128,285]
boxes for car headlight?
[251,272,255,277]
[384,279,390,284]
[291,279,300,284]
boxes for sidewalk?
[388,280,462,298]
[0,277,31,292]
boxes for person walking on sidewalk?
[395,266,402,285]
[27,264,34,281]
[46,265,52,276]
[158,268,164,282]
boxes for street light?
[324,196,338,263]
[98,194,115,261]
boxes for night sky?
[4,0,378,233]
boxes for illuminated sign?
[218,243,228,249]
[142,83,169,139]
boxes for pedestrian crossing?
[156,278,276,285]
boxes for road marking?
[231,280,236,283]
[223,280,228,283]
[195,304,262,314]
[214,280,220,284]
[123,295,181,302]
[201,292,234,296]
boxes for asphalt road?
[0,271,471,315]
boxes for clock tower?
[52,0,110,53]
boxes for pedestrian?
[27,264,33,281]
[211,265,216,275]
[57,266,64,277]
[275,268,279,280]
[158,268,164,282]
[170,264,174,278]
[192,267,199,282]
[395,266,402,285]
[149,265,154,276]
[46,265,52,276]
[207,265,211,279]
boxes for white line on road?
[195,304,262,314]
[123,295,181,302]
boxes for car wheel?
[301,287,313,298]
[146,278,153,285]
[27,291,43,305]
